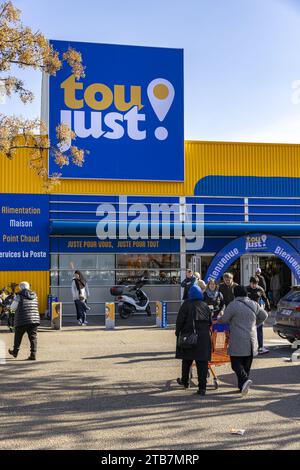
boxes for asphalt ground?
[0,313,300,450]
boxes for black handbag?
[178,316,198,349]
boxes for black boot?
[176,378,189,388]
[26,354,36,361]
[8,349,18,358]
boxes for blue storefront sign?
[50,237,180,254]
[0,194,49,270]
[49,194,203,250]
[48,40,184,181]
[205,233,300,284]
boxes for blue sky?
[4,0,300,142]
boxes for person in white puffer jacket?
[71,270,90,325]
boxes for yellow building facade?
[1,139,300,313]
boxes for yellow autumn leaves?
[0,1,86,191]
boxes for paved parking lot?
[0,314,300,450]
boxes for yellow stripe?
[1,140,300,304]
[2,140,300,196]
[0,272,49,313]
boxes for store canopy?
[204,224,300,236]
[50,221,300,237]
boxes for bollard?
[105,302,115,330]
[47,294,58,320]
[51,302,62,330]
[291,339,300,362]
[46,294,53,319]
[291,349,300,362]
[156,301,168,328]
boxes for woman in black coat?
[176,284,212,395]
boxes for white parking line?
[0,340,6,364]
[266,339,290,344]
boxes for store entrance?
[226,254,292,298]
[240,255,261,285]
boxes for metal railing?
[49,194,300,224]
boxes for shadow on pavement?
[1,369,300,450]
[83,351,175,364]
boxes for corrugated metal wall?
[2,140,300,196]
[184,141,300,195]
[0,271,49,313]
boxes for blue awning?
[50,221,300,237]
[204,223,300,236]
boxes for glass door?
[241,255,260,285]
[191,254,201,275]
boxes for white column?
[180,197,186,299]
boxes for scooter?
[110,279,151,319]
[0,287,16,332]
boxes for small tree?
[0,1,86,190]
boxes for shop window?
[116,254,180,285]
[50,254,59,287]
[185,254,214,281]
[51,254,58,269]
[50,270,59,287]
[56,254,115,286]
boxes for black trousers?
[13,324,38,356]
[181,359,208,390]
[230,355,253,391]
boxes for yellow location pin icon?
[147,78,175,140]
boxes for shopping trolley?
[190,320,230,389]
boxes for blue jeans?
[75,300,86,323]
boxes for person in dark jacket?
[8,282,40,360]
[219,273,238,307]
[247,276,271,355]
[181,269,196,300]
[255,268,267,292]
[247,276,270,309]
[176,284,212,396]
[203,279,225,319]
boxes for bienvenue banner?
[205,234,300,283]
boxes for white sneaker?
[258,347,269,355]
[241,379,253,396]
[78,320,82,326]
